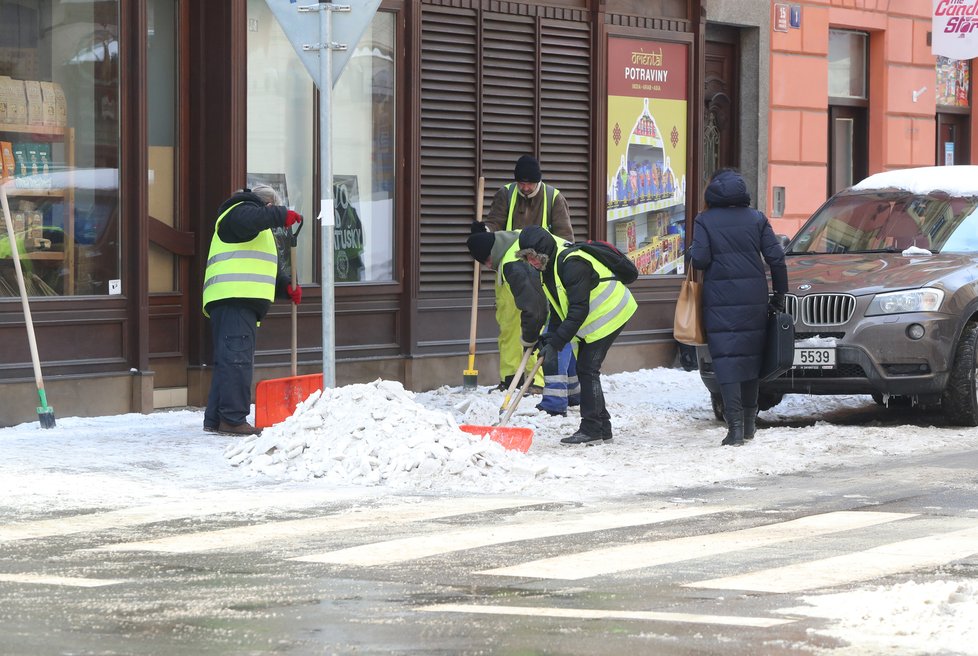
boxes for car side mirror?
[778,234,790,251]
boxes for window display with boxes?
[0,0,121,298]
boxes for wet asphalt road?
[1,403,977,655]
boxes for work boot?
[743,406,758,440]
[560,429,610,445]
[525,385,544,396]
[203,423,218,434]
[217,420,261,436]
[535,403,566,417]
[720,417,744,447]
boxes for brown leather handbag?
[674,267,707,346]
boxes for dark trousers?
[719,378,760,427]
[576,325,624,437]
[204,304,259,428]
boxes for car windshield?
[787,191,978,254]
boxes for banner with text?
[933,0,978,60]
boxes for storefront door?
[937,113,969,165]
[146,0,193,407]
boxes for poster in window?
[333,175,365,282]
[246,172,292,281]
[606,38,688,276]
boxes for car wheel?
[942,319,978,426]
[710,393,724,421]
[758,392,783,411]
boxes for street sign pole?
[265,0,379,389]
[297,2,346,389]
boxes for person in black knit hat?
[479,155,575,242]
[466,228,547,394]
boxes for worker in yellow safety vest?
[202,183,302,436]
[517,226,637,445]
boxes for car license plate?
[793,347,835,368]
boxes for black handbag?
[761,311,795,382]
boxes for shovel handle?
[499,347,534,414]
[499,356,544,427]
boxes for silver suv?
[697,165,978,425]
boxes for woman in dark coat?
[689,169,788,446]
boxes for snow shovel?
[0,181,55,428]
[254,219,322,429]
[498,346,533,419]
[459,355,543,453]
[462,176,486,390]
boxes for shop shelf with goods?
[0,123,75,297]
[606,98,685,277]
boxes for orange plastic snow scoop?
[459,356,543,453]
[255,373,323,429]
[254,220,317,429]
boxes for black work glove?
[537,332,555,350]
[769,292,786,314]
[539,343,559,370]
[470,219,489,234]
[519,334,537,349]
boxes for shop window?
[147,0,178,293]
[936,57,970,166]
[828,30,867,99]
[605,37,689,276]
[0,0,122,298]
[332,12,395,283]
[246,3,395,285]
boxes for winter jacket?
[490,230,548,345]
[485,182,575,242]
[689,170,787,384]
[518,226,635,350]
[203,190,291,321]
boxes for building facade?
[765,0,975,236]
[2,0,971,427]
[0,0,709,426]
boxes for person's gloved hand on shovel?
[537,332,560,369]
[286,283,301,305]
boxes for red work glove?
[286,210,303,228]
[286,283,302,305]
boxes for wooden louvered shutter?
[419,7,479,293]
[481,14,536,192]
[541,19,591,242]
[418,5,592,297]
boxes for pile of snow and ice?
[779,579,978,655]
[224,379,548,491]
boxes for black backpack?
[558,240,639,285]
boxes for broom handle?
[0,183,46,395]
[466,176,486,371]
[499,346,533,413]
[290,242,297,377]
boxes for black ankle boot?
[721,418,744,446]
[743,406,757,440]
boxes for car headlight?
[866,288,945,316]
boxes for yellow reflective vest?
[202,202,278,317]
[543,242,637,343]
[504,182,559,233]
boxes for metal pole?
[319,5,336,388]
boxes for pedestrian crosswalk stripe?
[478,511,915,580]
[686,523,978,593]
[417,603,796,627]
[0,573,127,588]
[0,488,359,542]
[96,497,551,553]
[291,507,727,567]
